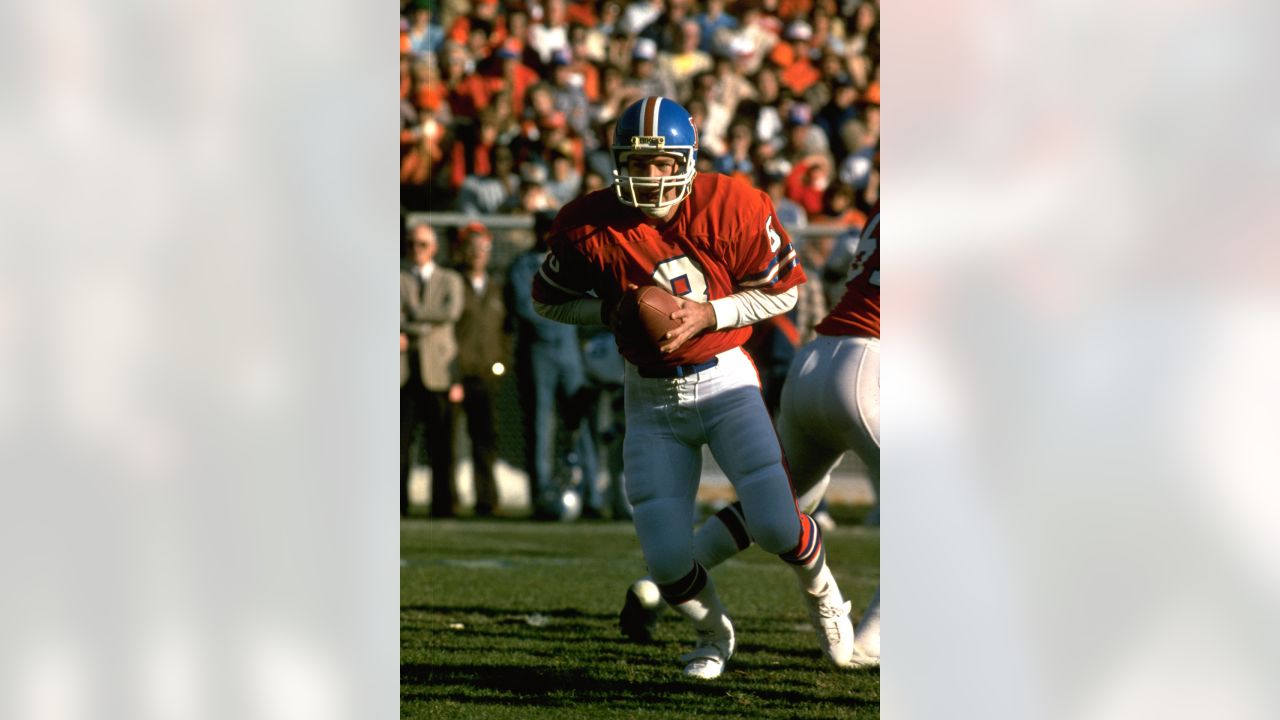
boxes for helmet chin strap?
[640,203,675,219]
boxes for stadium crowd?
[400,0,879,519]
[400,0,879,224]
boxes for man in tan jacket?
[401,223,465,518]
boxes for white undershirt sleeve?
[709,286,798,330]
[534,297,606,326]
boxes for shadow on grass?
[403,604,879,715]
[401,660,878,712]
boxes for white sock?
[793,558,846,605]
[668,575,727,627]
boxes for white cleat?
[846,647,880,668]
[680,617,735,680]
[805,589,856,667]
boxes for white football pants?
[623,347,802,585]
[778,335,880,514]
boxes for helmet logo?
[630,136,667,150]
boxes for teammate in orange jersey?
[532,96,858,679]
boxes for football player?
[532,96,858,679]
[621,203,881,667]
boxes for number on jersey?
[651,255,709,302]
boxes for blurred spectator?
[400,111,446,209]
[529,0,571,67]
[838,145,876,193]
[580,328,631,520]
[620,0,662,36]
[505,213,600,519]
[763,168,808,229]
[548,49,593,140]
[485,39,539,117]
[401,48,413,99]
[539,111,586,176]
[857,83,880,150]
[586,118,620,180]
[810,3,845,54]
[624,38,675,100]
[449,110,500,191]
[566,26,603,100]
[813,182,867,228]
[778,0,815,21]
[661,20,714,100]
[545,147,583,207]
[785,154,833,216]
[440,41,489,120]
[405,54,447,117]
[595,1,624,38]
[689,71,732,157]
[452,222,509,517]
[816,73,861,163]
[606,29,635,70]
[861,165,879,212]
[783,102,832,165]
[735,66,786,150]
[447,0,502,52]
[643,0,697,53]
[523,81,559,129]
[846,1,879,62]
[458,145,521,215]
[592,66,638,128]
[583,169,608,194]
[407,2,445,55]
[711,53,755,121]
[565,0,600,28]
[401,224,465,518]
[695,0,739,56]
[729,3,781,74]
[517,176,558,214]
[774,20,822,97]
[714,122,756,181]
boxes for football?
[623,285,683,349]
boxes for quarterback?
[532,96,858,678]
[622,204,882,666]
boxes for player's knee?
[733,466,803,554]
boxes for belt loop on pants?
[636,357,719,379]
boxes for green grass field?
[402,509,880,719]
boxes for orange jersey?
[815,204,879,339]
[533,173,806,367]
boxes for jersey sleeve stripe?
[738,247,798,288]
[740,243,796,282]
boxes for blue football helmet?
[611,96,699,214]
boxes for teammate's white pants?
[623,347,802,585]
[778,335,880,514]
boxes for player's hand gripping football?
[609,284,715,355]
[661,298,715,354]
